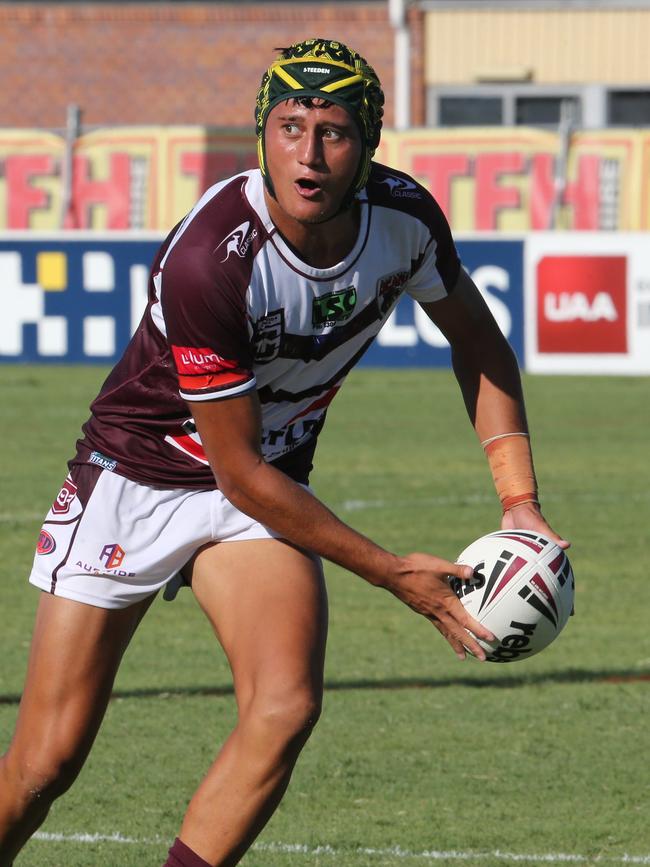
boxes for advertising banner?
[525,233,650,374]
[0,234,160,363]
[2,126,650,232]
[384,128,645,232]
[0,234,525,369]
[3,233,648,373]
[364,237,524,367]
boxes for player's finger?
[445,561,475,582]
[429,618,468,661]
[445,594,496,644]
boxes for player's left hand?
[501,501,570,549]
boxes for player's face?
[264,99,362,225]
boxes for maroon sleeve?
[160,243,256,402]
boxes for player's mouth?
[294,177,324,199]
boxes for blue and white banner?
[362,238,524,367]
[0,234,159,364]
[0,233,524,367]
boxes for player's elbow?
[211,455,266,508]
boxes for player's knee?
[5,746,85,804]
[249,687,323,748]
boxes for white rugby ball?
[450,529,574,663]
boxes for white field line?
[0,511,47,524]
[2,491,648,524]
[340,491,650,513]
[30,833,650,864]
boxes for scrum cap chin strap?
[255,38,384,208]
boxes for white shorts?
[29,464,282,609]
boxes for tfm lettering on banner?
[412,152,601,230]
[378,265,512,348]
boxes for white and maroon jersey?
[73,163,461,489]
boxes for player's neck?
[265,193,360,269]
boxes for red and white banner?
[525,233,650,374]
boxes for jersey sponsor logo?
[215,221,258,262]
[100,543,126,570]
[253,310,285,363]
[37,530,56,555]
[312,286,357,328]
[262,417,321,456]
[378,174,421,199]
[377,270,410,314]
[52,478,78,515]
[172,345,239,375]
[89,450,117,471]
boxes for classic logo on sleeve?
[215,221,258,263]
[378,174,421,199]
[172,346,240,375]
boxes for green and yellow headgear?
[255,38,384,203]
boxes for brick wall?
[3,3,424,130]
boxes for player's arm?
[190,393,496,660]
[419,267,569,548]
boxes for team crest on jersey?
[253,309,285,363]
[377,270,410,314]
[51,478,78,515]
[215,221,258,263]
[378,174,421,199]
[312,286,357,328]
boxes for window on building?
[515,95,580,126]
[439,96,503,126]
[608,90,650,125]
[429,86,586,128]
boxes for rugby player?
[0,38,567,867]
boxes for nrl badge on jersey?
[253,309,284,363]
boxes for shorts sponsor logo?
[312,286,357,328]
[377,270,410,314]
[171,345,239,376]
[76,560,136,579]
[37,530,56,555]
[215,221,258,262]
[52,478,78,515]
[89,451,118,471]
[253,310,284,363]
[100,543,126,570]
[537,255,627,353]
[378,174,421,199]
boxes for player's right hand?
[386,553,496,661]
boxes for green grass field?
[1,366,649,867]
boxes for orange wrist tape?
[482,433,539,513]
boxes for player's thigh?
[188,539,328,710]
[7,591,152,771]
